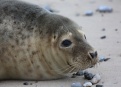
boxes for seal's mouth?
[67,54,99,73]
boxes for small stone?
[99,56,105,62]
[75,70,84,76]
[115,29,118,31]
[100,36,106,39]
[83,82,92,87]
[102,28,105,31]
[23,82,29,85]
[96,85,103,87]
[71,82,82,87]
[84,10,93,16]
[97,5,113,13]
[84,71,94,80]
[91,74,101,84]
[104,58,110,61]
[71,73,77,78]
[30,83,33,85]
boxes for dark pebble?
[96,85,103,87]
[102,28,105,31]
[104,58,110,61]
[75,71,84,76]
[115,29,118,31]
[23,82,29,85]
[71,73,77,78]
[84,71,94,80]
[100,36,106,39]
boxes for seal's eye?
[61,39,72,47]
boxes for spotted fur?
[0,0,98,80]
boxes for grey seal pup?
[0,0,98,80]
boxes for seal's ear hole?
[61,39,72,47]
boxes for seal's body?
[0,0,98,80]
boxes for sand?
[0,0,121,87]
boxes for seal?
[0,0,98,80]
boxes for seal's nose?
[89,51,98,59]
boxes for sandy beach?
[0,0,121,87]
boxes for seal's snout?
[89,51,98,59]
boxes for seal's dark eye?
[61,39,72,47]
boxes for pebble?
[84,10,93,16]
[75,70,84,76]
[84,71,94,80]
[115,29,118,31]
[97,5,113,13]
[91,74,101,84]
[83,82,92,87]
[99,56,110,62]
[99,56,105,62]
[71,73,77,78]
[23,82,29,85]
[102,28,106,31]
[100,36,106,39]
[104,58,110,61]
[71,82,82,87]
[96,85,103,87]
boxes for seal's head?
[42,14,98,75]
[0,0,98,80]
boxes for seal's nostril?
[89,51,98,59]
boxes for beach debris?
[99,56,105,62]
[83,82,92,87]
[43,5,59,13]
[96,85,103,87]
[115,29,118,31]
[71,73,77,78]
[104,58,110,61]
[75,70,84,76]
[23,82,33,85]
[84,71,94,80]
[23,82,29,85]
[84,10,93,16]
[71,82,82,87]
[99,56,110,62]
[100,36,106,39]
[97,5,113,13]
[101,28,106,31]
[91,74,101,84]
